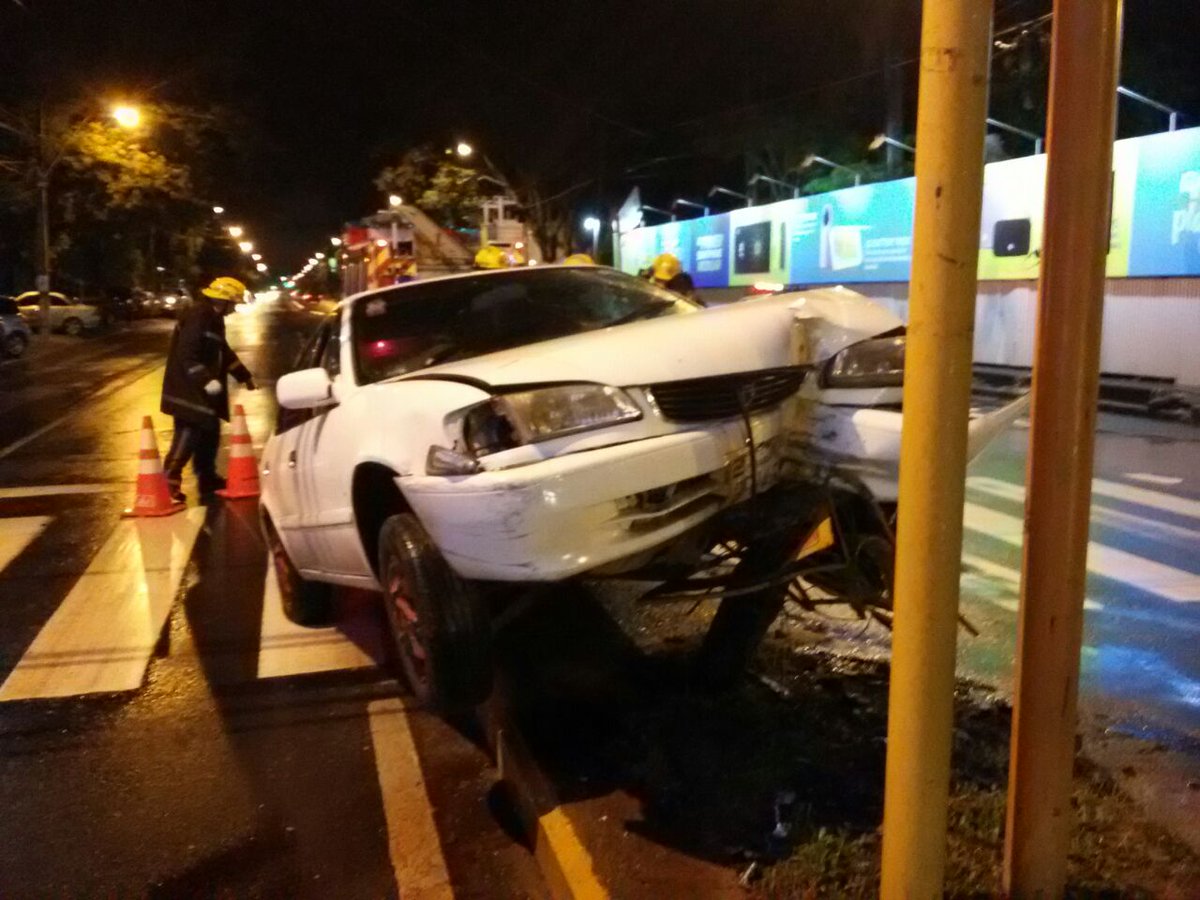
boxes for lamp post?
[707,185,751,207]
[1117,85,1183,132]
[748,173,799,200]
[582,216,601,258]
[799,154,862,187]
[986,117,1044,154]
[868,134,916,156]
[671,198,709,218]
[13,102,142,331]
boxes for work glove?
[245,378,258,391]
[204,379,223,396]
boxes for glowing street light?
[582,216,601,257]
[456,141,473,158]
[330,236,343,247]
[868,134,915,155]
[238,240,253,254]
[251,253,262,261]
[800,154,863,186]
[388,194,403,208]
[212,205,225,215]
[228,225,244,239]
[314,252,325,260]
[255,262,268,273]
[111,104,141,128]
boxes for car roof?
[15,291,69,302]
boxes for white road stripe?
[0,508,205,701]
[967,477,1200,544]
[0,516,52,573]
[963,502,1200,603]
[256,555,381,679]
[1125,472,1184,487]
[970,474,1200,521]
[0,484,122,500]
[367,698,455,900]
[960,552,1103,611]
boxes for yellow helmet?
[651,253,682,282]
[201,276,247,302]
[563,253,595,266]
[474,245,509,269]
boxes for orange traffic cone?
[217,405,261,499]
[122,416,186,518]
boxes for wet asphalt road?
[0,300,1197,895]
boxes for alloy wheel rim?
[385,562,429,692]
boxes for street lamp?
[639,204,674,222]
[1117,85,1183,131]
[672,198,709,218]
[251,252,262,261]
[228,225,244,239]
[868,134,915,155]
[986,117,1044,154]
[456,142,473,158]
[238,240,253,254]
[314,252,325,260]
[388,194,403,208]
[708,185,751,207]
[582,216,601,257]
[212,205,225,215]
[330,236,342,247]
[748,173,799,199]
[256,262,268,273]
[800,154,863,186]
[111,104,141,129]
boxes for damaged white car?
[262,266,1023,711]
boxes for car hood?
[400,287,901,390]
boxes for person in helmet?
[562,253,595,265]
[474,245,509,269]
[649,252,696,299]
[160,276,256,502]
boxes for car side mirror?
[277,367,334,410]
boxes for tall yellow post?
[1004,1,1123,894]
[879,1,993,896]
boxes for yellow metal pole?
[879,1,993,896]
[1004,1,1123,894]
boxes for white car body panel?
[260,274,1023,587]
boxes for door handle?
[287,450,297,469]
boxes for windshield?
[352,267,697,384]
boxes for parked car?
[15,292,102,335]
[0,296,32,358]
[261,266,1024,713]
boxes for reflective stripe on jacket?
[160,300,251,424]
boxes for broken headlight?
[463,384,642,456]
[822,335,906,388]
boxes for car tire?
[3,333,27,358]
[378,513,493,714]
[693,537,794,692]
[267,523,335,627]
[63,317,84,336]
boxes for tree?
[375,144,484,229]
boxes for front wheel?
[378,513,493,713]
[62,317,84,336]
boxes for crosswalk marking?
[960,552,1103,612]
[963,502,1200,604]
[967,477,1200,544]
[256,554,381,679]
[0,516,52,573]
[1092,477,1200,521]
[1124,472,1184,487]
[0,509,205,701]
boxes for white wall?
[859,278,1200,386]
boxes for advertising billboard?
[618,126,1200,286]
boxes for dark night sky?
[2,1,1197,273]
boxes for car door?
[291,321,365,575]
[269,323,331,574]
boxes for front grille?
[647,367,808,423]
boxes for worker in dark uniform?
[161,276,256,502]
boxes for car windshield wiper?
[606,300,677,328]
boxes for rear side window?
[0,299,17,315]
